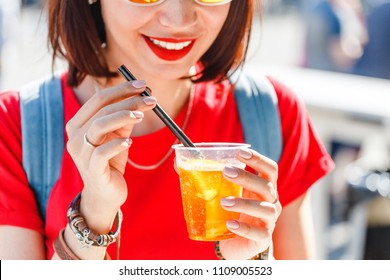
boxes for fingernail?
[132,80,146,89]
[143,96,157,105]
[226,220,240,230]
[223,166,238,178]
[221,197,236,207]
[132,111,144,119]
[239,149,252,160]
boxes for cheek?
[101,2,146,40]
[204,7,230,38]
[103,11,145,52]
[202,10,229,48]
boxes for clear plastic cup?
[173,142,250,241]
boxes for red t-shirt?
[0,73,334,259]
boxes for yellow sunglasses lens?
[128,0,230,5]
[128,0,162,4]
[198,0,228,3]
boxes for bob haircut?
[47,0,260,87]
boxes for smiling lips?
[143,36,195,61]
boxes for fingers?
[223,165,277,203]
[66,80,157,158]
[225,219,272,247]
[67,109,142,161]
[220,149,282,248]
[85,110,143,146]
[221,197,279,226]
[66,80,154,136]
[90,137,132,175]
[222,149,278,203]
[221,197,280,248]
[73,80,146,126]
[93,93,156,120]
[237,149,278,182]
[83,92,157,145]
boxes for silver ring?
[83,133,97,148]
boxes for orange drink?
[173,143,250,241]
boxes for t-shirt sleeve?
[268,77,335,206]
[0,91,43,233]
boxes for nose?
[158,0,197,30]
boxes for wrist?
[59,226,108,260]
[52,192,122,260]
[214,241,272,260]
[79,191,119,234]
[67,193,122,247]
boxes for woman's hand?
[65,80,156,229]
[219,149,282,260]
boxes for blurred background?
[0,0,389,260]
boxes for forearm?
[272,192,317,260]
[0,226,46,260]
[53,193,119,260]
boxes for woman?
[0,0,334,260]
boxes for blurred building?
[21,0,42,7]
[352,2,390,79]
[303,0,367,73]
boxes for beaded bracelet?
[214,241,270,260]
[67,193,122,249]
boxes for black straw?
[118,65,195,148]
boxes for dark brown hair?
[47,0,260,87]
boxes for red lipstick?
[143,36,195,61]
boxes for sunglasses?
[127,0,233,7]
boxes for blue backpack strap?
[233,71,282,260]
[19,76,64,222]
[233,72,283,163]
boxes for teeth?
[149,38,192,50]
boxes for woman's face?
[100,0,231,80]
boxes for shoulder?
[0,91,45,236]
[0,90,20,109]
[0,90,21,125]
[267,76,307,119]
[266,75,314,149]
[265,76,335,205]
[268,75,317,144]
